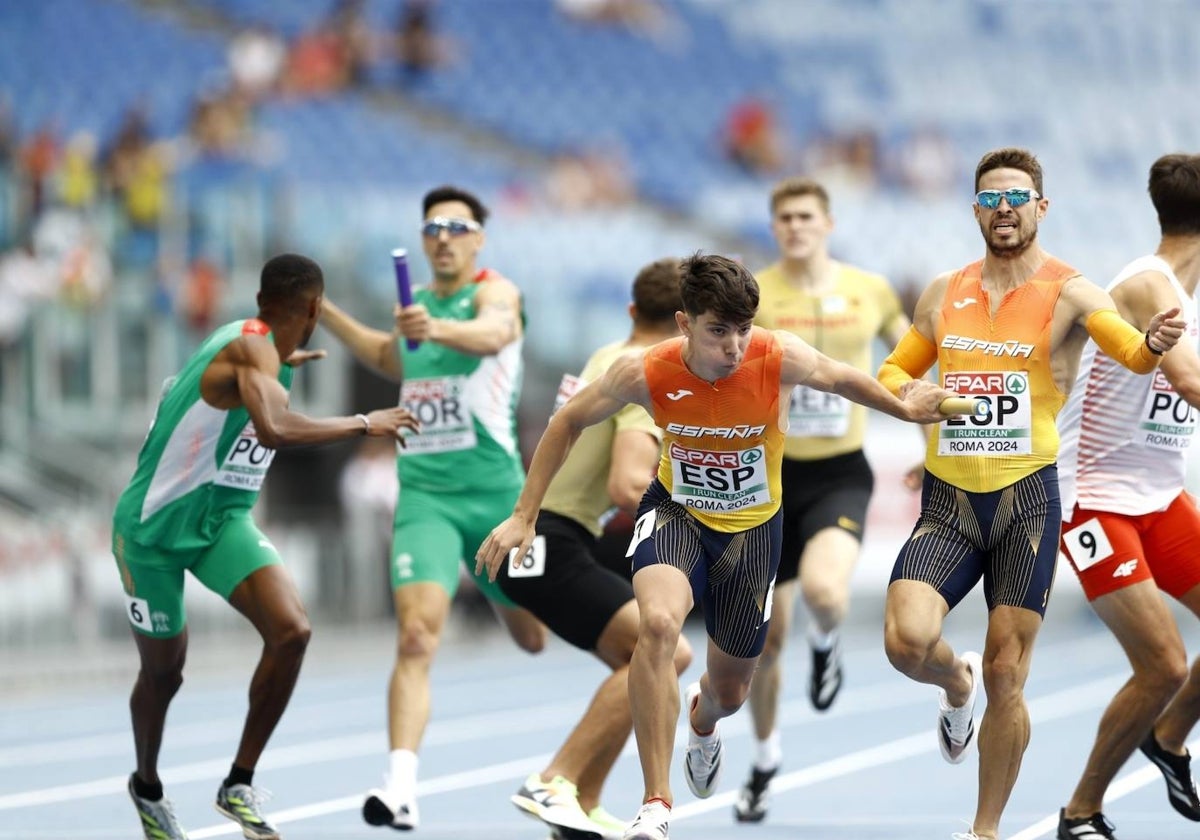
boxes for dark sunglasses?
[421,216,481,238]
[975,188,1039,209]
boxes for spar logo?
[944,372,1025,395]
[668,443,759,467]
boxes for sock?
[131,773,163,802]
[754,730,783,771]
[388,749,418,793]
[223,764,254,789]
[808,624,837,652]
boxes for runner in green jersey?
[113,254,419,840]
[319,186,546,831]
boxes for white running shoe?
[682,681,723,798]
[623,800,670,840]
[511,773,599,838]
[362,784,419,830]
[937,650,982,764]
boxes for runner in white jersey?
[112,254,419,840]
[1054,153,1200,840]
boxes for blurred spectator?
[0,96,17,170]
[34,209,113,306]
[55,131,100,212]
[327,0,374,89]
[18,122,59,223]
[890,124,959,198]
[555,0,685,47]
[178,255,225,335]
[338,435,399,617]
[283,23,350,97]
[393,0,455,84]
[543,145,635,211]
[722,96,785,176]
[0,239,54,345]
[228,24,286,103]
[188,85,253,160]
[802,126,881,194]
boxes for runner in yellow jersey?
[736,177,914,822]
[477,254,953,840]
[876,147,1186,840]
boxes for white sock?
[808,624,837,652]
[387,749,418,794]
[755,730,783,771]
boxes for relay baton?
[391,248,419,351]
[939,395,987,417]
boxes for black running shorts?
[778,449,874,584]
[889,464,1060,616]
[497,510,634,651]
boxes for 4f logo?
[1112,559,1138,578]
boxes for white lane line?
[182,668,1133,836]
[1004,739,1200,840]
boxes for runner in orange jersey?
[876,147,1187,840]
[477,253,954,840]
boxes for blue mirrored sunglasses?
[421,216,481,238]
[975,188,1039,209]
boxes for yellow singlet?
[754,261,905,459]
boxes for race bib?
[1135,370,1197,451]
[399,376,477,454]
[668,442,770,513]
[506,535,547,578]
[214,422,276,490]
[787,385,851,437]
[1061,516,1115,572]
[937,371,1032,456]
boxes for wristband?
[355,413,370,434]
[1145,331,1164,356]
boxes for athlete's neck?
[680,341,723,385]
[627,324,679,348]
[980,245,1050,296]
[430,270,474,298]
[778,252,835,291]
[1157,236,1200,295]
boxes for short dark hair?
[422,185,489,226]
[631,258,683,325]
[769,177,830,215]
[679,253,759,323]
[1148,153,1200,237]
[975,147,1044,195]
[259,253,324,311]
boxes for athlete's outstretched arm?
[218,335,418,448]
[1061,276,1184,373]
[778,330,949,425]
[403,274,523,356]
[476,351,647,580]
[1112,269,1200,404]
[319,298,404,383]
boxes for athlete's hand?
[903,462,924,492]
[1147,306,1185,354]
[900,380,954,423]
[396,302,437,343]
[285,349,327,367]
[475,514,535,582]
[365,407,421,445]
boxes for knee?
[267,616,312,661]
[511,624,546,655]
[397,617,441,661]
[800,576,844,618]
[139,662,185,696]
[1140,651,1189,702]
[707,675,754,714]
[757,624,787,670]
[639,607,684,651]
[980,650,1027,706]
[883,624,933,678]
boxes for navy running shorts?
[889,464,1060,616]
